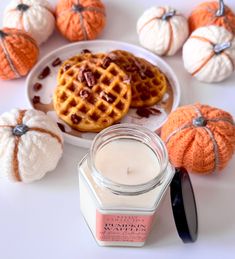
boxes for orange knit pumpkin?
[161,104,235,174]
[188,0,235,34]
[0,28,39,80]
[55,0,106,42]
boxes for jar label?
[96,210,155,243]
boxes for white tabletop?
[0,0,235,258]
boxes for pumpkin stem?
[162,10,176,20]
[193,117,207,127]
[216,0,225,17]
[72,4,84,12]
[17,3,30,12]
[214,42,231,54]
[12,124,29,137]
[0,30,7,38]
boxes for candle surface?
[95,139,161,185]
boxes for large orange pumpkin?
[161,104,235,174]
[188,0,235,34]
[55,0,106,42]
[0,28,39,80]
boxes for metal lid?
[170,167,198,243]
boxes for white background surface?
[0,0,235,258]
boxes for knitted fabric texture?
[56,0,106,42]
[161,104,235,174]
[137,6,189,56]
[0,28,39,80]
[188,1,235,34]
[0,109,63,183]
[182,25,235,83]
[3,0,55,45]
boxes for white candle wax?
[94,139,161,185]
[79,124,175,247]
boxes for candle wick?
[127,167,131,175]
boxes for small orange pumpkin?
[55,0,106,42]
[161,104,235,174]
[188,0,235,34]
[0,28,39,80]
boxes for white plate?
[26,40,181,148]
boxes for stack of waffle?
[53,50,168,132]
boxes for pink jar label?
[96,211,155,243]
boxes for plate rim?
[25,39,181,148]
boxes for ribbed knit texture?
[56,0,106,42]
[161,103,235,174]
[137,6,189,56]
[182,25,235,83]
[0,109,63,183]
[188,1,235,34]
[0,28,39,80]
[3,0,55,45]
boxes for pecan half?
[38,66,50,79]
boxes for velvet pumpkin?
[0,28,39,80]
[161,103,235,174]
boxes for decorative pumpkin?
[55,0,106,42]
[188,0,235,35]
[161,104,235,175]
[137,6,189,56]
[0,109,63,183]
[183,25,235,83]
[0,28,39,80]
[3,0,55,45]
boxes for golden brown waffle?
[108,50,168,107]
[53,60,132,132]
[57,53,106,82]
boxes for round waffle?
[108,50,168,107]
[57,53,106,82]
[53,60,132,132]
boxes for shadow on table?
[147,158,235,247]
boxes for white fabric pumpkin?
[0,109,63,183]
[137,6,189,56]
[183,25,235,83]
[3,0,55,45]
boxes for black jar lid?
[170,167,198,243]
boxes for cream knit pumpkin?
[183,26,235,83]
[3,0,55,45]
[0,109,63,183]
[137,6,189,56]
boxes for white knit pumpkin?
[3,0,55,45]
[0,109,63,183]
[137,6,189,56]
[183,26,235,83]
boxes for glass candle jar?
[78,124,197,247]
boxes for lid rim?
[170,167,198,243]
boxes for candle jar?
[78,124,197,247]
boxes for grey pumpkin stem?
[0,30,7,38]
[12,124,29,137]
[216,0,225,17]
[72,4,84,12]
[162,10,176,20]
[214,42,231,54]
[17,3,30,12]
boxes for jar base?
[96,240,145,247]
